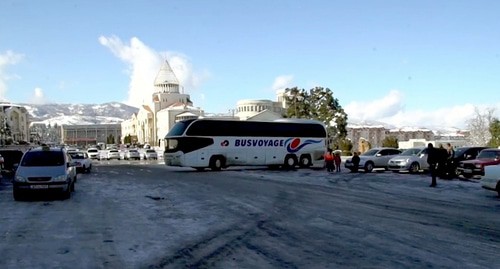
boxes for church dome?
[154,60,180,93]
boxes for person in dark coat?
[437,144,448,179]
[427,143,439,187]
[444,143,455,178]
[351,151,360,173]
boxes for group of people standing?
[426,142,455,187]
[324,148,342,173]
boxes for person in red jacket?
[324,148,335,172]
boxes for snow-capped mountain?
[24,102,139,126]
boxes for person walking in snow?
[324,148,335,172]
[334,151,342,172]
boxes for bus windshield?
[167,119,196,136]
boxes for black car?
[446,146,489,178]
[0,149,25,178]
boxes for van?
[12,146,77,200]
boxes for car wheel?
[13,189,24,201]
[87,164,92,173]
[409,162,420,174]
[364,162,374,173]
[496,182,500,197]
[62,186,71,200]
[463,173,473,179]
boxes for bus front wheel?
[209,155,225,171]
[284,154,298,169]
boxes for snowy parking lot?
[0,161,498,268]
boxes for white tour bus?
[163,118,327,171]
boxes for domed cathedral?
[235,90,287,121]
[121,59,204,147]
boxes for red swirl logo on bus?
[285,138,322,153]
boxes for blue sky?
[0,0,499,128]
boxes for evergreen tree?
[284,87,348,148]
[382,136,399,148]
[488,118,500,148]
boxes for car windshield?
[146,150,156,153]
[69,152,85,159]
[454,148,467,156]
[400,148,424,156]
[361,149,379,156]
[477,150,500,159]
[87,149,98,153]
[129,150,138,153]
[21,151,65,166]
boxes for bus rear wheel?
[284,154,298,169]
[299,154,312,168]
[209,155,225,171]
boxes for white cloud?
[345,90,404,121]
[30,87,46,104]
[0,50,24,101]
[98,35,209,107]
[345,90,500,129]
[272,75,294,92]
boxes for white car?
[143,149,158,160]
[106,149,121,160]
[481,164,500,196]
[69,151,92,173]
[124,149,141,160]
[87,147,99,160]
[387,147,429,173]
[345,147,402,172]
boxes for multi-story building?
[0,103,30,145]
[60,124,121,147]
[347,124,387,149]
[388,127,434,142]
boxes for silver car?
[387,147,429,173]
[345,147,402,172]
[12,146,77,200]
[124,149,141,160]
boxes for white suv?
[13,146,77,200]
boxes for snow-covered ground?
[0,162,498,268]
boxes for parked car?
[97,150,108,161]
[0,149,24,177]
[68,151,92,173]
[143,149,158,160]
[124,149,141,160]
[387,147,429,173]
[345,147,402,172]
[106,149,121,160]
[12,146,77,200]
[446,146,489,178]
[87,147,100,160]
[457,148,500,178]
[481,164,500,196]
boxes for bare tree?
[466,107,496,146]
